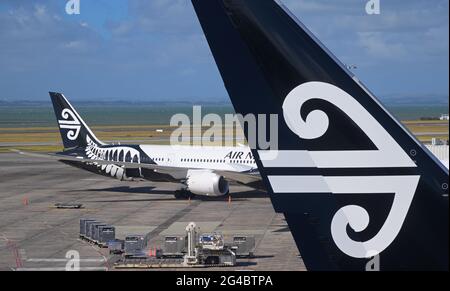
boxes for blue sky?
[0,0,448,102]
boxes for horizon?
[0,93,448,107]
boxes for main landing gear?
[174,189,195,200]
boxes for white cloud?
[357,32,406,58]
[33,4,46,18]
[0,0,447,100]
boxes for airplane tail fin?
[49,92,106,149]
[192,0,448,270]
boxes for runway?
[0,153,305,271]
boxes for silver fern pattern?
[85,136,141,180]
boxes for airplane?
[191,0,449,270]
[28,92,264,199]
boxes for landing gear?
[174,189,194,200]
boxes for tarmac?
[0,152,306,271]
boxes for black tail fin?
[49,92,105,149]
[192,0,448,270]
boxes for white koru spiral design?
[58,108,81,141]
[272,81,420,258]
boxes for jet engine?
[186,170,229,197]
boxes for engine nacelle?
[186,170,229,197]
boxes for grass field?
[0,125,246,152]
[0,121,447,153]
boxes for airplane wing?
[11,149,263,188]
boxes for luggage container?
[87,222,104,241]
[163,235,186,257]
[232,235,255,257]
[124,235,147,257]
[97,225,115,246]
[84,220,99,241]
[92,223,107,242]
[79,219,96,238]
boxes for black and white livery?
[192,0,448,270]
[46,92,263,198]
